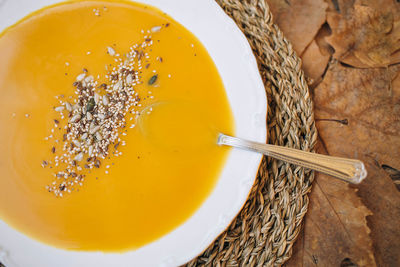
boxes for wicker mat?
[0,2,316,267]
[185,1,317,266]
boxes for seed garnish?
[42,27,165,197]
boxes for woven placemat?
[185,0,317,266]
[0,2,316,267]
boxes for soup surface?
[0,0,234,251]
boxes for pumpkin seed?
[148,74,158,85]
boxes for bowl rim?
[0,0,267,266]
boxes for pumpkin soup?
[0,0,234,251]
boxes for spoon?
[138,103,367,184]
[218,134,367,184]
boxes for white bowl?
[0,0,267,266]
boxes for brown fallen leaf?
[301,39,330,85]
[266,0,328,55]
[310,61,400,266]
[301,23,334,88]
[314,23,334,58]
[382,164,400,191]
[268,0,400,265]
[285,143,375,266]
[326,0,400,68]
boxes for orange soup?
[0,0,234,251]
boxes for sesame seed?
[76,73,86,81]
[65,102,72,112]
[107,46,116,56]
[69,114,81,123]
[151,26,161,32]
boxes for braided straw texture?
[185,0,318,266]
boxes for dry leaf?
[301,23,334,87]
[268,1,400,265]
[311,61,400,266]
[266,0,328,55]
[314,23,334,58]
[326,0,400,68]
[301,40,330,84]
[285,147,375,266]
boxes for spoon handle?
[218,134,367,184]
